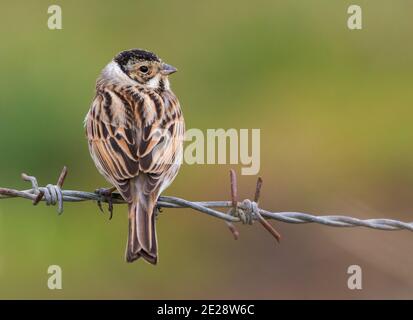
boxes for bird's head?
[113,49,177,90]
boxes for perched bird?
[85,49,185,264]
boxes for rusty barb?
[21,166,68,214]
[2,167,413,241]
[226,169,281,243]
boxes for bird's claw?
[95,187,116,220]
[154,205,163,220]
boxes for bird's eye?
[139,66,149,73]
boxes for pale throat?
[145,74,170,91]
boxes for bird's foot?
[95,187,116,220]
[154,205,163,220]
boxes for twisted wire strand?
[1,169,413,233]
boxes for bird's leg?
[154,204,163,220]
[95,186,116,219]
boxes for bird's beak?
[161,63,178,75]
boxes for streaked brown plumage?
[85,49,184,264]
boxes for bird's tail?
[126,184,158,264]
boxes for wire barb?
[20,167,67,214]
[1,168,413,237]
[225,169,240,240]
[252,177,282,243]
[254,177,263,203]
[57,166,68,188]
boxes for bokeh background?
[0,0,413,299]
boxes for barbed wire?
[1,166,413,242]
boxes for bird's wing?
[85,87,183,202]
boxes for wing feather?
[86,86,184,201]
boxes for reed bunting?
[85,49,184,264]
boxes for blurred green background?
[1,0,413,299]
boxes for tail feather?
[126,194,158,264]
